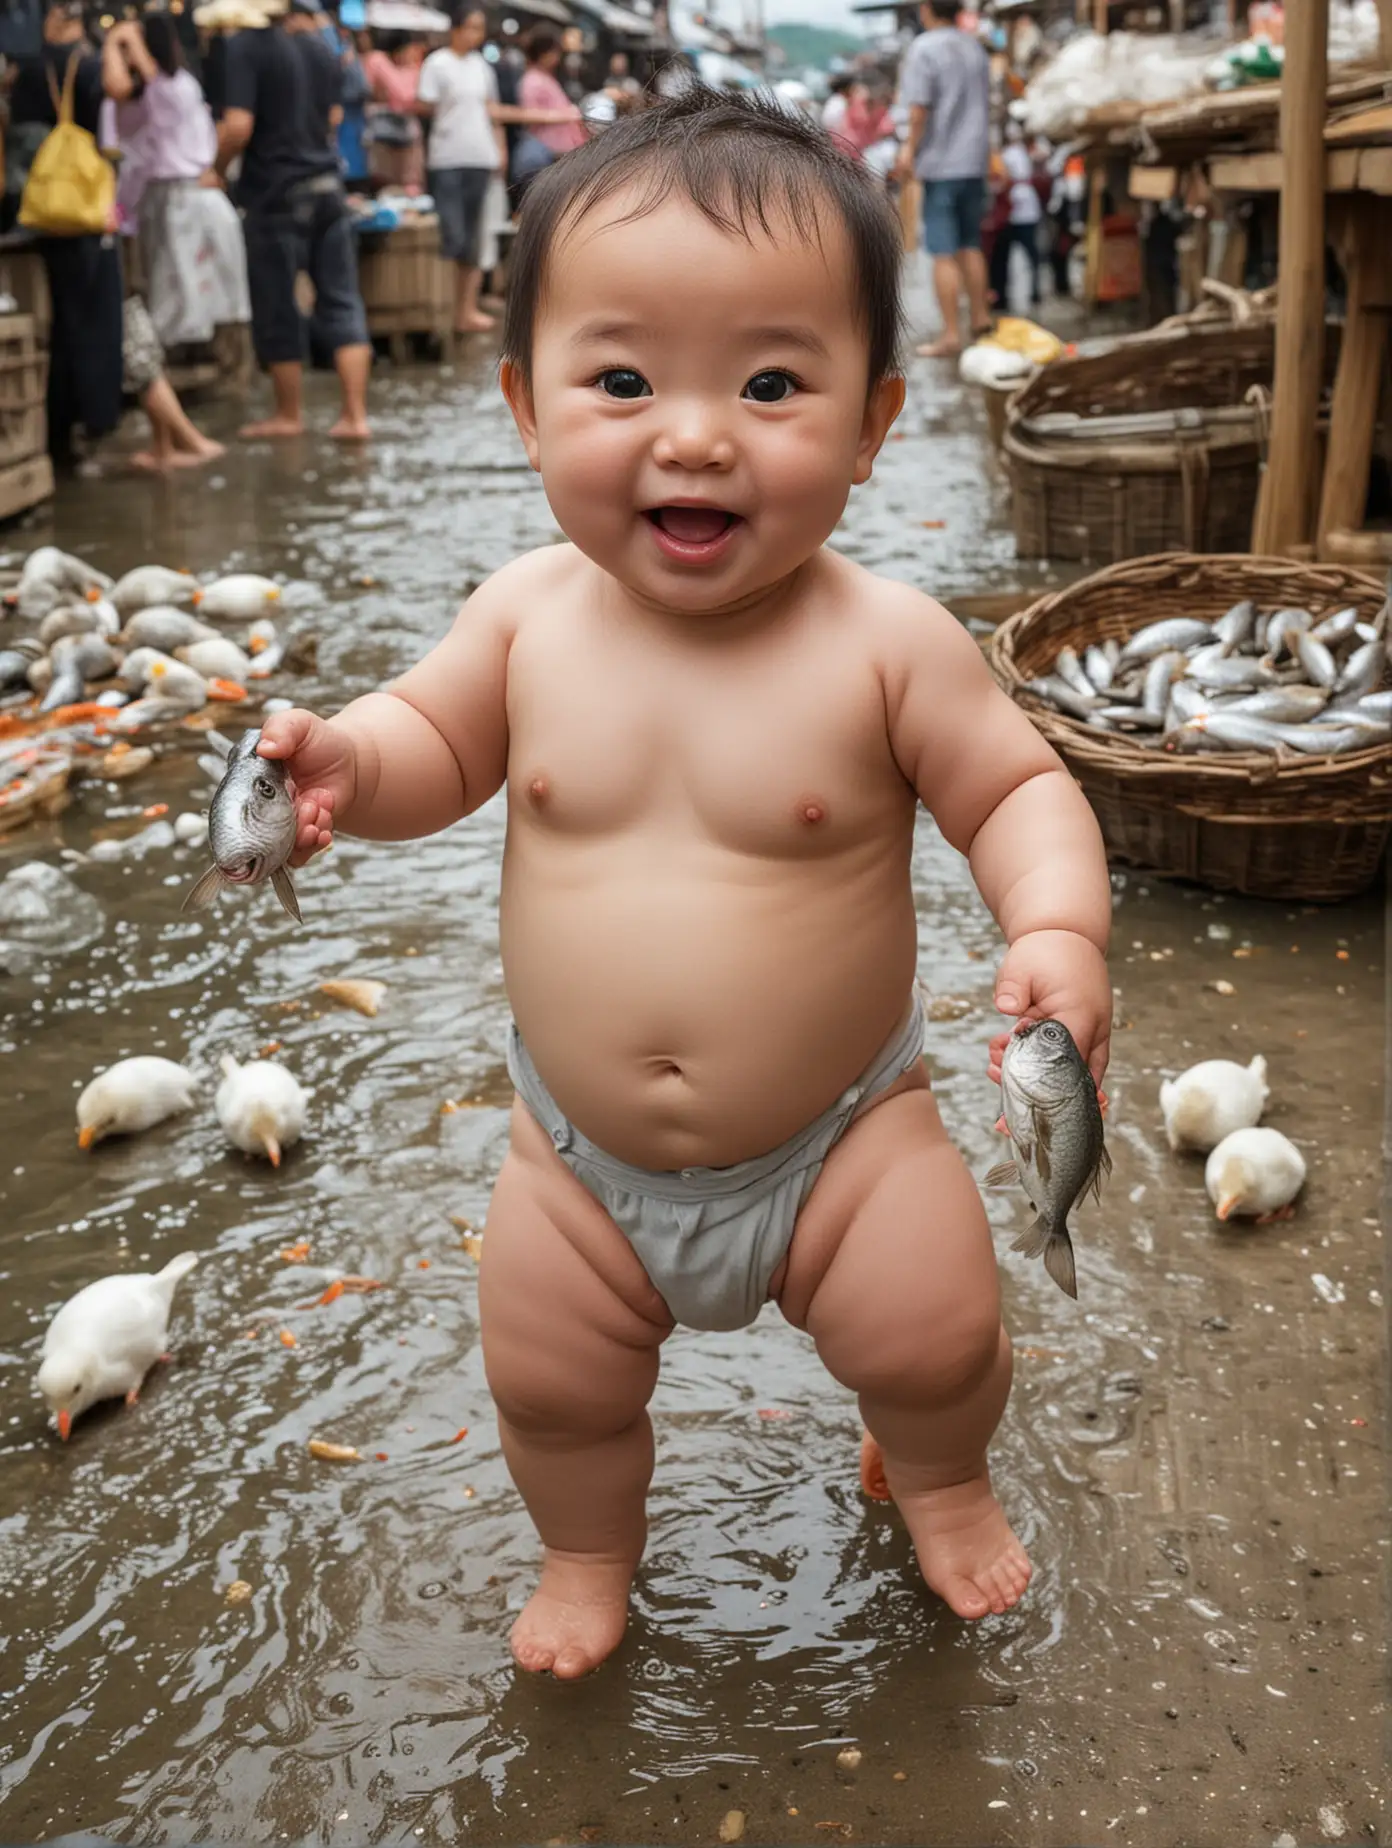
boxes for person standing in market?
[216,0,371,440]
[895,0,991,359]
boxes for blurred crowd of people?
[0,0,1080,470]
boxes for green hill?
[767,21,868,67]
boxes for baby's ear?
[500,361,541,471]
[852,374,906,486]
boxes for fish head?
[1001,1017,1089,1101]
[37,1353,99,1436]
[211,741,296,881]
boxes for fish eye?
[253,776,277,800]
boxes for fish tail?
[1011,1216,1079,1299]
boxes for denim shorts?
[244,176,370,367]
[921,176,986,257]
[429,165,492,265]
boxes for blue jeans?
[921,176,986,257]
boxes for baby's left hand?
[987,928,1112,1098]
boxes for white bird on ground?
[1160,1055,1269,1153]
[77,1056,198,1149]
[216,1055,307,1166]
[197,575,281,622]
[176,637,252,684]
[110,565,201,618]
[37,1252,199,1440]
[1205,1126,1306,1222]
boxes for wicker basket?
[990,553,1392,903]
[1002,321,1335,564]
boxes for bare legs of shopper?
[241,360,304,439]
[329,342,372,441]
[916,249,994,359]
[131,374,226,471]
[454,262,495,334]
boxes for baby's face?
[505,189,902,617]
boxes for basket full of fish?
[990,552,1392,903]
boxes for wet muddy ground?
[0,286,1386,1847]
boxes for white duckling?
[110,565,201,618]
[145,657,212,711]
[198,575,281,622]
[77,1055,198,1149]
[1205,1126,1306,1223]
[1160,1055,1269,1153]
[18,545,112,601]
[37,1252,198,1440]
[216,1055,307,1166]
[176,636,252,684]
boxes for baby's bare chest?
[503,628,912,855]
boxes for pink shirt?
[363,50,419,113]
[110,69,216,227]
[519,66,585,155]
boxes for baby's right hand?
[257,708,358,867]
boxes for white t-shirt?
[1002,141,1042,225]
[418,48,500,171]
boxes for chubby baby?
[261,88,1112,1679]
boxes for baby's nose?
[652,404,736,471]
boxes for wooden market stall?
[0,237,53,522]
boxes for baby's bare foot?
[509,1550,633,1679]
[891,1468,1032,1619]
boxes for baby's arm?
[259,567,516,848]
[881,590,1112,1082]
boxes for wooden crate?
[0,316,46,471]
[0,247,51,348]
[0,452,54,523]
[356,217,453,358]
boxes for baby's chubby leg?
[480,1101,673,1678]
[780,1078,1031,1619]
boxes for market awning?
[573,0,655,34]
[364,0,450,28]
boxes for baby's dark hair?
[500,86,905,387]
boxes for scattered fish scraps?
[450,1427,469,1444]
[458,1233,484,1261]
[224,1580,254,1604]
[279,1329,297,1348]
[301,1277,386,1308]
[319,978,386,1018]
[756,1408,794,1421]
[279,1241,311,1263]
[308,1439,361,1463]
[718,1812,746,1844]
[836,1748,863,1770]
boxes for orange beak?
[85,587,101,603]
[190,588,203,605]
[1216,1195,1237,1222]
[77,1124,96,1150]
[207,679,247,703]
[57,1409,71,1441]
[264,1134,282,1168]
[248,634,269,655]
[267,588,282,602]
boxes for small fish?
[1214,599,1256,650]
[1355,690,1392,721]
[1186,652,1272,691]
[1264,608,1312,659]
[1310,704,1390,739]
[1310,606,1359,647]
[1223,685,1329,723]
[1294,630,1337,689]
[1336,638,1385,699]
[0,640,41,690]
[1179,713,1369,755]
[1025,675,1099,722]
[182,729,301,923]
[1142,650,1185,718]
[38,634,117,713]
[1094,704,1163,730]
[1165,679,1210,726]
[38,604,106,648]
[1117,618,1213,665]
[985,1019,1109,1300]
[1054,647,1096,700]
[1082,644,1113,691]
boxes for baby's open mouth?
[645,506,740,544]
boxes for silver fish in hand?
[182,728,301,922]
[985,1019,1109,1299]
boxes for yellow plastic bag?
[980,315,1065,367]
[19,52,115,237]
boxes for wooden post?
[1377,0,1392,63]
[1251,0,1329,554]
[1316,197,1392,549]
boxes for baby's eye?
[743,370,799,404]
[596,368,651,400]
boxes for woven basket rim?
[991,551,1391,792]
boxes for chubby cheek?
[535,405,641,538]
[753,414,863,535]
